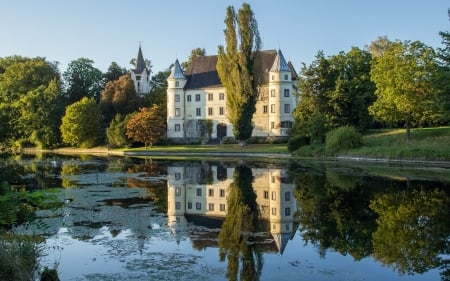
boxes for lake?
[1,154,449,281]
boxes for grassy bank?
[294,126,450,161]
[124,143,288,154]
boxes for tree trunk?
[404,122,411,140]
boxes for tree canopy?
[217,3,261,144]
[181,48,206,69]
[63,58,104,103]
[126,105,166,148]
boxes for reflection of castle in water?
[167,163,297,254]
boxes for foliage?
[287,135,310,152]
[60,97,102,148]
[369,40,440,137]
[308,112,327,144]
[197,119,213,139]
[181,48,206,69]
[217,3,261,143]
[0,235,42,281]
[126,105,166,148]
[146,68,170,118]
[63,58,104,103]
[325,126,362,155]
[294,48,375,133]
[104,62,128,83]
[370,188,450,275]
[107,114,133,148]
[436,10,450,122]
[100,74,144,124]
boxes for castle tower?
[268,50,294,136]
[130,45,151,96]
[167,59,187,139]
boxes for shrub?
[325,126,362,155]
[287,135,310,152]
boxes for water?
[1,155,449,281]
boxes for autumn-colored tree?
[100,74,144,123]
[126,105,166,148]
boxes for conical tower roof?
[135,45,146,73]
[270,49,290,72]
[169,59,185,79]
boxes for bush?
[325,126,362,155]
[287,135,310,152]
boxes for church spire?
[270,49,290,72]
[135,44,146,74]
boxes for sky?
[1,0,449,74]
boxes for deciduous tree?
[126,105,166,148]
[181,48,206,69]
[60,97,102,148]
[63,58,104,103]
[217,3,261,144]
[104,62,128,83]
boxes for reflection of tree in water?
[218,165,262,281]
[370,188,450,278]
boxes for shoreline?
[21,147,450,167]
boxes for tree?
[106,114,132,148]
[60,97,102,148]
[100,74,144,124]
[146,68,170,116]
[104,62,128,83]
[63,58,104,104]
[369,40,440,138]
[126,105,166,148]
[217,3,261,145]
[436,9,450,122]
[181,48,206,69]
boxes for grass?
[123,143,289,154]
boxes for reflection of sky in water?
[40,226,442,281]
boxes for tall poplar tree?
[217,3,261,145]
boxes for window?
[220,204,226,212]
[285,224,290,231]
[175,172,181,180]
[270,89,276,97]
[263,105,268,114]
[271,191,276,200]
[175,94,180,102]
[271,75,275,81]
[196,108,201,116]
[271,122,275,129]
[281,121,293,128]
[137,81,140,88]
[175,124,181,131]
[196,188,202,196]
[187,95,191,102]
[285,207,291,216]
[176,187,181,196]
[208,189,214,197]
[208,93,213,101]
[175,202,181,210]
[285,191,291,201]
[208,107,213,116]
[264,191,269,199]
[175,108,181,116]
[284,74,289,81]
[220,189,225,197]
[284,104,290,113]
[196,202,202,210]
[187,202,192,209]
[284,89,290,97]
[219,93,225,100]
[175,81,179,87]
[208,203,214,211]
[272,176,276,183]
[271,104,276,113]
[195,94,201,101]
[271,208,277,215]
[219,107,224,115]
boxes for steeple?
[169,59,185,79]
[135,44,146,74]
[270,49,290,72]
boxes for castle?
[166,49,298,143]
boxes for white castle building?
[130,45,151,96]
[166,50,297,143]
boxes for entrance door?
[217,123,227,139]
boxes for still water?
[1,155,449,281]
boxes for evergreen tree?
[217,3,261,145]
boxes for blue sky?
[1,0,448,74]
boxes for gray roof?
[168,59,186,79]
[183,50,297,90]
[270,49,290,72]
[134,46,147,74]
